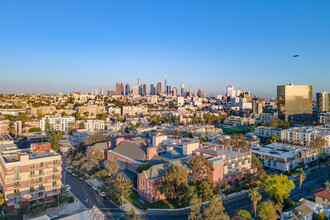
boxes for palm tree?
[325,181,330,189]
[249,188,262,218]
[294,168,306,198]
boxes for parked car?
[79,176,84,181]
[48,214,58,219]
[92,186,97,191]
[99,192,106,197]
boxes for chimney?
[115,137,124,146]
[146,146,158,160]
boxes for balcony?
[30,180,44,186]
[29,173,45,178]
[30,187,45,193]
[14,184,21,188]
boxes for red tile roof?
[314,189,330,200]
[311,187,326,194]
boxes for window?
[40,162,44,167]
[39,170,44,175]
[39,177,43,182]
[14,197,20,203]
[14,181,19,186]
[14,173,20,180]
[30,164,36,169]
[53,167,58,172]
[39,185,43,189]
[53,174,57,180]
[53,160,58,165]
[38,192,43,197]
[14,189,19,193]
[30,179,35,184]
[30,171,35,176]
[53,181,57,186]
[14,166,20,172]
[30,187,34,192]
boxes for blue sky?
[0,0,329,97]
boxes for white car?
[49,214,58,219]
[99,192,106,197]
[92,186,97,191]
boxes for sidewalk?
[120,198,145,215]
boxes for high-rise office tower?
[116,82,124,95]
[252,100,263,114]
[167,86,171,95]
[157,82,162,95]
[316,92,330,112]
[143,84,147,96]
[125,83,130,95]
[173,87,177,97]
[189,86,192,97]
[95,90,98,95]
[198,89,201,97]
[181,84,184,97]
[164,79,167,94]
[226,85,234,97]
[138,78,141,87]
[277,84,313,121]
[100,88,104,95]
[150,84,154,95]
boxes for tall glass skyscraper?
[277,84,313,122]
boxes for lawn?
[126,190,178,210]
[222,126,249,134]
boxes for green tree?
[136,165,149,173]
[262,174,295,204]
[249,188,262,218]
[45,117,50,131]
[28,127,41,132]
[235,210,253,220]
[325,181,330,189]
[270,135,280,143]
[294,168,306,197]
[314,212,328,220]
[202,199,230,220]
[48,130,63,153]
[190,156,214,181]
[257,201,278,220]
[188,194,202,220]
[156,164,188,202]
[8,120,15,137]
[0,192,4,206]
[191,180,215,202]
[125,208,144,220]
[310,136,326,165]
[105,161,119,176]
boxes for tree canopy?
[262,174,295,204]
[190,156,214,181]
[257,201,278,220]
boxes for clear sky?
[0,0,329,97]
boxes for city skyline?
[1,1,330,96]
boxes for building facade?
[277,84,313,121]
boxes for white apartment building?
[122,106,147,116]
[108,107,121,115]
[281,126,330,155]
[255,126,282,137]
[40,116,75,132]
[84,120,105,131]
[252,143,318,172]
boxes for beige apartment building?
[0,143,62,211]
[78,105,105,116]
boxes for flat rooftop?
[0,134,14,142]
[252,143,313,159]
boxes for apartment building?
[40,116,75,132]
[122,106,147,116]
[78,105,106,116]
[28,106,56,116]
[251,143,318,172]
[254,126,282,137]
[223,116,255,126]
[0,143,62,211]
[281,126,330,155]
[84,120,105,131]
[194,144,255,186]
